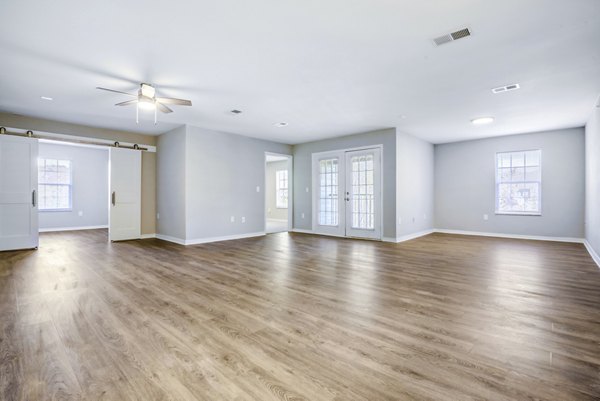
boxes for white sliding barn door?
[109,147,141,241]
[0,135,39,251]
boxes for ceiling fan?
[96,83,192,124]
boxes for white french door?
[344,149,381,239]
[0,135,39,251]
[109,147,141,241]
[312,147,381,239]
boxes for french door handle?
[32,190,36,207]
[111,191,116,206]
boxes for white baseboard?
[155,234,187,245]
[434,228,584,243]
[156,232,265,246]
[383,229,435,243]
[140,233,156,239]
[267,218,288,223]
[584,240,600,268]
[294,227,584,246]
[185,232,265,245]
[39,225,108,233]
[291,228,314,234]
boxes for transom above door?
[312,147,382,240]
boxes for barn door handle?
[111,191,116,206]
[32,190,36,207]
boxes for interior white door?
[312,147,381,239]
[109,147,141,241]
[344,148,381,239]
[0,135,39,251]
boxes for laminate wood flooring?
[1,230,600,400]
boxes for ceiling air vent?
[433,27,471,46]
[492,83,521,94]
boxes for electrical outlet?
[423,214,427,220]
[230,216,235,223]
[78,211,83,217]
[483,214,489,221]
[256,186,260,192]
[398,217,402,225]
[301,213,305,219]
[305,187,309,193]
[156,213,160,220]
[242,216,246,223]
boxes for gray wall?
[155,125,292,241]
[586,107,600,256]
[38,142,108,230]
[292,128,397,238]
[396,132,435,238]
[266,160,289,220]
[185,126,291,240]
[156,126,187,240]
[435,128,585,238]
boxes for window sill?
[495,212,541,216]
[39,209,73,213]
[276,207,288,209]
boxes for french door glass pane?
[318,158,339,226]
[350,154,374,229]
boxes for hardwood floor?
[1,230,600,400]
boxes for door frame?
[264,152,293,233]
[311,144,383,240]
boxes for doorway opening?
[0,131,145,252]
[265,153,293,234]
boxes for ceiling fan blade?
[96,87,137,97]
[156,97,192,106]
[115,99,138,106]
[157,102,173,113]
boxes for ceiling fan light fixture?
[137,100,156,111]
[140,83,155,98]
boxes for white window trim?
[38,158,73,212]
[494,149,542,216]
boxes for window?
[318,158,338,226]
[350,154,375,229]
[276,169,288,209]
[38,159,72,211]
[495,150,541,215]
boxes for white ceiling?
[1,0,599,144]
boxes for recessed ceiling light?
[274,122,289,127]
[471,117,494,125]
[492,83,520,94]
[40,96,53,101]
